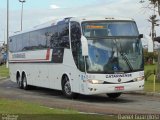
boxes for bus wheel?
[17,75,23,89]
[22,74,29,90]
[106,93,121,98]
[62,75,78,99]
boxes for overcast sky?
[0,0,160,44]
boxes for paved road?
[0,79,160,114]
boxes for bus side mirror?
[81,36,88,56]
[139,34,143,39]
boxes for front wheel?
[62,76,78,99]
[106,93,121,98]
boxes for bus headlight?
[87,80,104,84]
[133,76,144,82]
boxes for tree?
[149,0,160,15]
[143,49,158,64]
[140,0,160,16]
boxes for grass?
[144,81,160,92]
[0,65,9,78]
[0,99,115,120]
[144,64,160,92]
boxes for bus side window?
[9,37,14,52]
[58,23,69,48]
[71,22,85,72]
[38,28,48,49]
[48,26,58,48]
[22,33,30,51]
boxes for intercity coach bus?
[9,16,144,98]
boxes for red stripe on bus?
[46,49,50,60]
[10,49,51,62]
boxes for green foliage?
[144,64,160,92]
[0,65,9,78]
[143,49,158,65]
[0,99,76,114]
[144,64,156,80]
[0,99,114,120]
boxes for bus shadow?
[26,86,135,104]
[77,94,135,104]
[8,80,135,104]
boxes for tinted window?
[48,26,58,48]
[9,24,69,52]
[58,23,69,48]
[9,37,15,52]
[16,35,23,51]
[71,22,85,72]
[22,33,30,51]
[38,28,48,49]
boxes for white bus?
[9,16,144,98]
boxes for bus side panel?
[48,64,61,90]
[9,49,81,93]
[48,49,80,92]
[36,64,49,88]
[62,49,80,93]
[9,63,18,83]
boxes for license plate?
[115,86,124,91]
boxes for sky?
[0,0,160,45]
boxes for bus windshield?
[82,21,143,73]
[82,21,139,37]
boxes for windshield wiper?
[114,39,133,71]
[120,52,133,71]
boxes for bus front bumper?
[82,80,144,95]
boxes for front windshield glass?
[82,21,138,37]
[82,21,143,73]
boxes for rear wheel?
[22,74,29,90]
[17,75,23,89]
[106,93,121,98]
[62,75,78,99]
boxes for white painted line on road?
[40,105,109,116]
[78,112,116,117]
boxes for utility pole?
[7,0,9,50]
[6,0,9,68]
[19,0,26,31]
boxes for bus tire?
[17,73,23,89]
[62,75,78,99]
[106,93,121,98]
[22,74,29,90]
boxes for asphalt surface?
[0,79,160,115]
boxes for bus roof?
[10,16,134,37]
[70,16,134,22]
